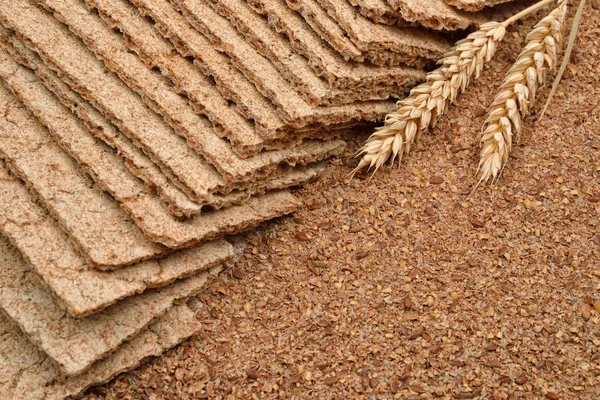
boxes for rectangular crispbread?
[0,159,233,317]
[0,35,204,218]
[201,0,416,103]
[445,0,515,12]
[0,81,300,260]
[132,0,397,128]
[27,0,348,183]
[0,233,220,376]
[0,285,203,400]
[0,49,324,224]
[314,0,451,63]
[0,0,232,203]
[348,0,403,25]
[285,0,449,66]
[5,36,345,199]
[246,0,425,90]
[84,0,351,160]
[385,0,485,30]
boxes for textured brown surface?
[446,0,515,12]
[0,0,236,204]
[348,0,403,25]
[202,0,415,103]
[286,0,450,66]
[1,36,204,218]
[386,0,485,30]
[0,87,300,256]
[0,80,168,268]
[0,284,203,399]
[134,0,397,128]
[247,0,426,90]
[96,5,600,398]
[86,0,341,158]
[32,0,349,184]
[0,160,286,318]
[0,50,324,231]
[0,234,220,376]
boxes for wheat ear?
[350,0,556,178]
[478,0,568,183]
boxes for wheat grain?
[478,0,568,183]
[351,0,556,178]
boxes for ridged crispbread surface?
[0,50,324,228]
[133,0,397,127]
[247,0,426,89]
[1,37,203,218]
[31,0,348,180]
[348,0,402,25]
[0,266,203,400]
[386,0,485,30]
[83,0,349,160]
[286,0,450,66]
[445,0,515,12]
[0,0,231,202]
[0,161,231,317]
[201,0,416,103]
[0,82,167,268]
[0,233,220,376]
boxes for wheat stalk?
[478,0,568,183]
[351,0,556,178]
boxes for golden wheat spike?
[478,0,568,183]
[350,0,557,179]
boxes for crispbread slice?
[0,234,220,376]
[0,49,324,224]
[0,292,203,400]
[349,0,403,25]
[5,37,345,197]
[314,0,450,64]
[0,83,300,262]
[83,0,351,160]
[246,0,425,90]
[0,0,230,203]
[385,0,485,30]
[446,0,515,12]
[200,0,417,104]
[132,0,397,128]
[0,36,203,218]
[0,82,169,267]
[0,160,233,318]
[27,0,348,181]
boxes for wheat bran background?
[84,1,600,398]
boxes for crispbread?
[286,0,449,66]
[29,0,348,184]
[0,290,203,400]
[0,37,204,218]
[0,160,234,317]
[7,38,346,202]
[0,82,170,267]
[445,0,515,12]
[0,233,219,376]
[385,0,486,30]
[133,0,397,128]
[0,49,324,225]
[84,0,351,160]
[314,0,450,64]
[0,0,233,204]
[348,0,403,25]
[202,0,417,104]
[246,0,425,90]
[0,82,301,259]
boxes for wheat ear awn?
[351,0,556,178]
[478,0,568,183]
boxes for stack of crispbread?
[0,0,519,397]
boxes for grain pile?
[0,0,527,398]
